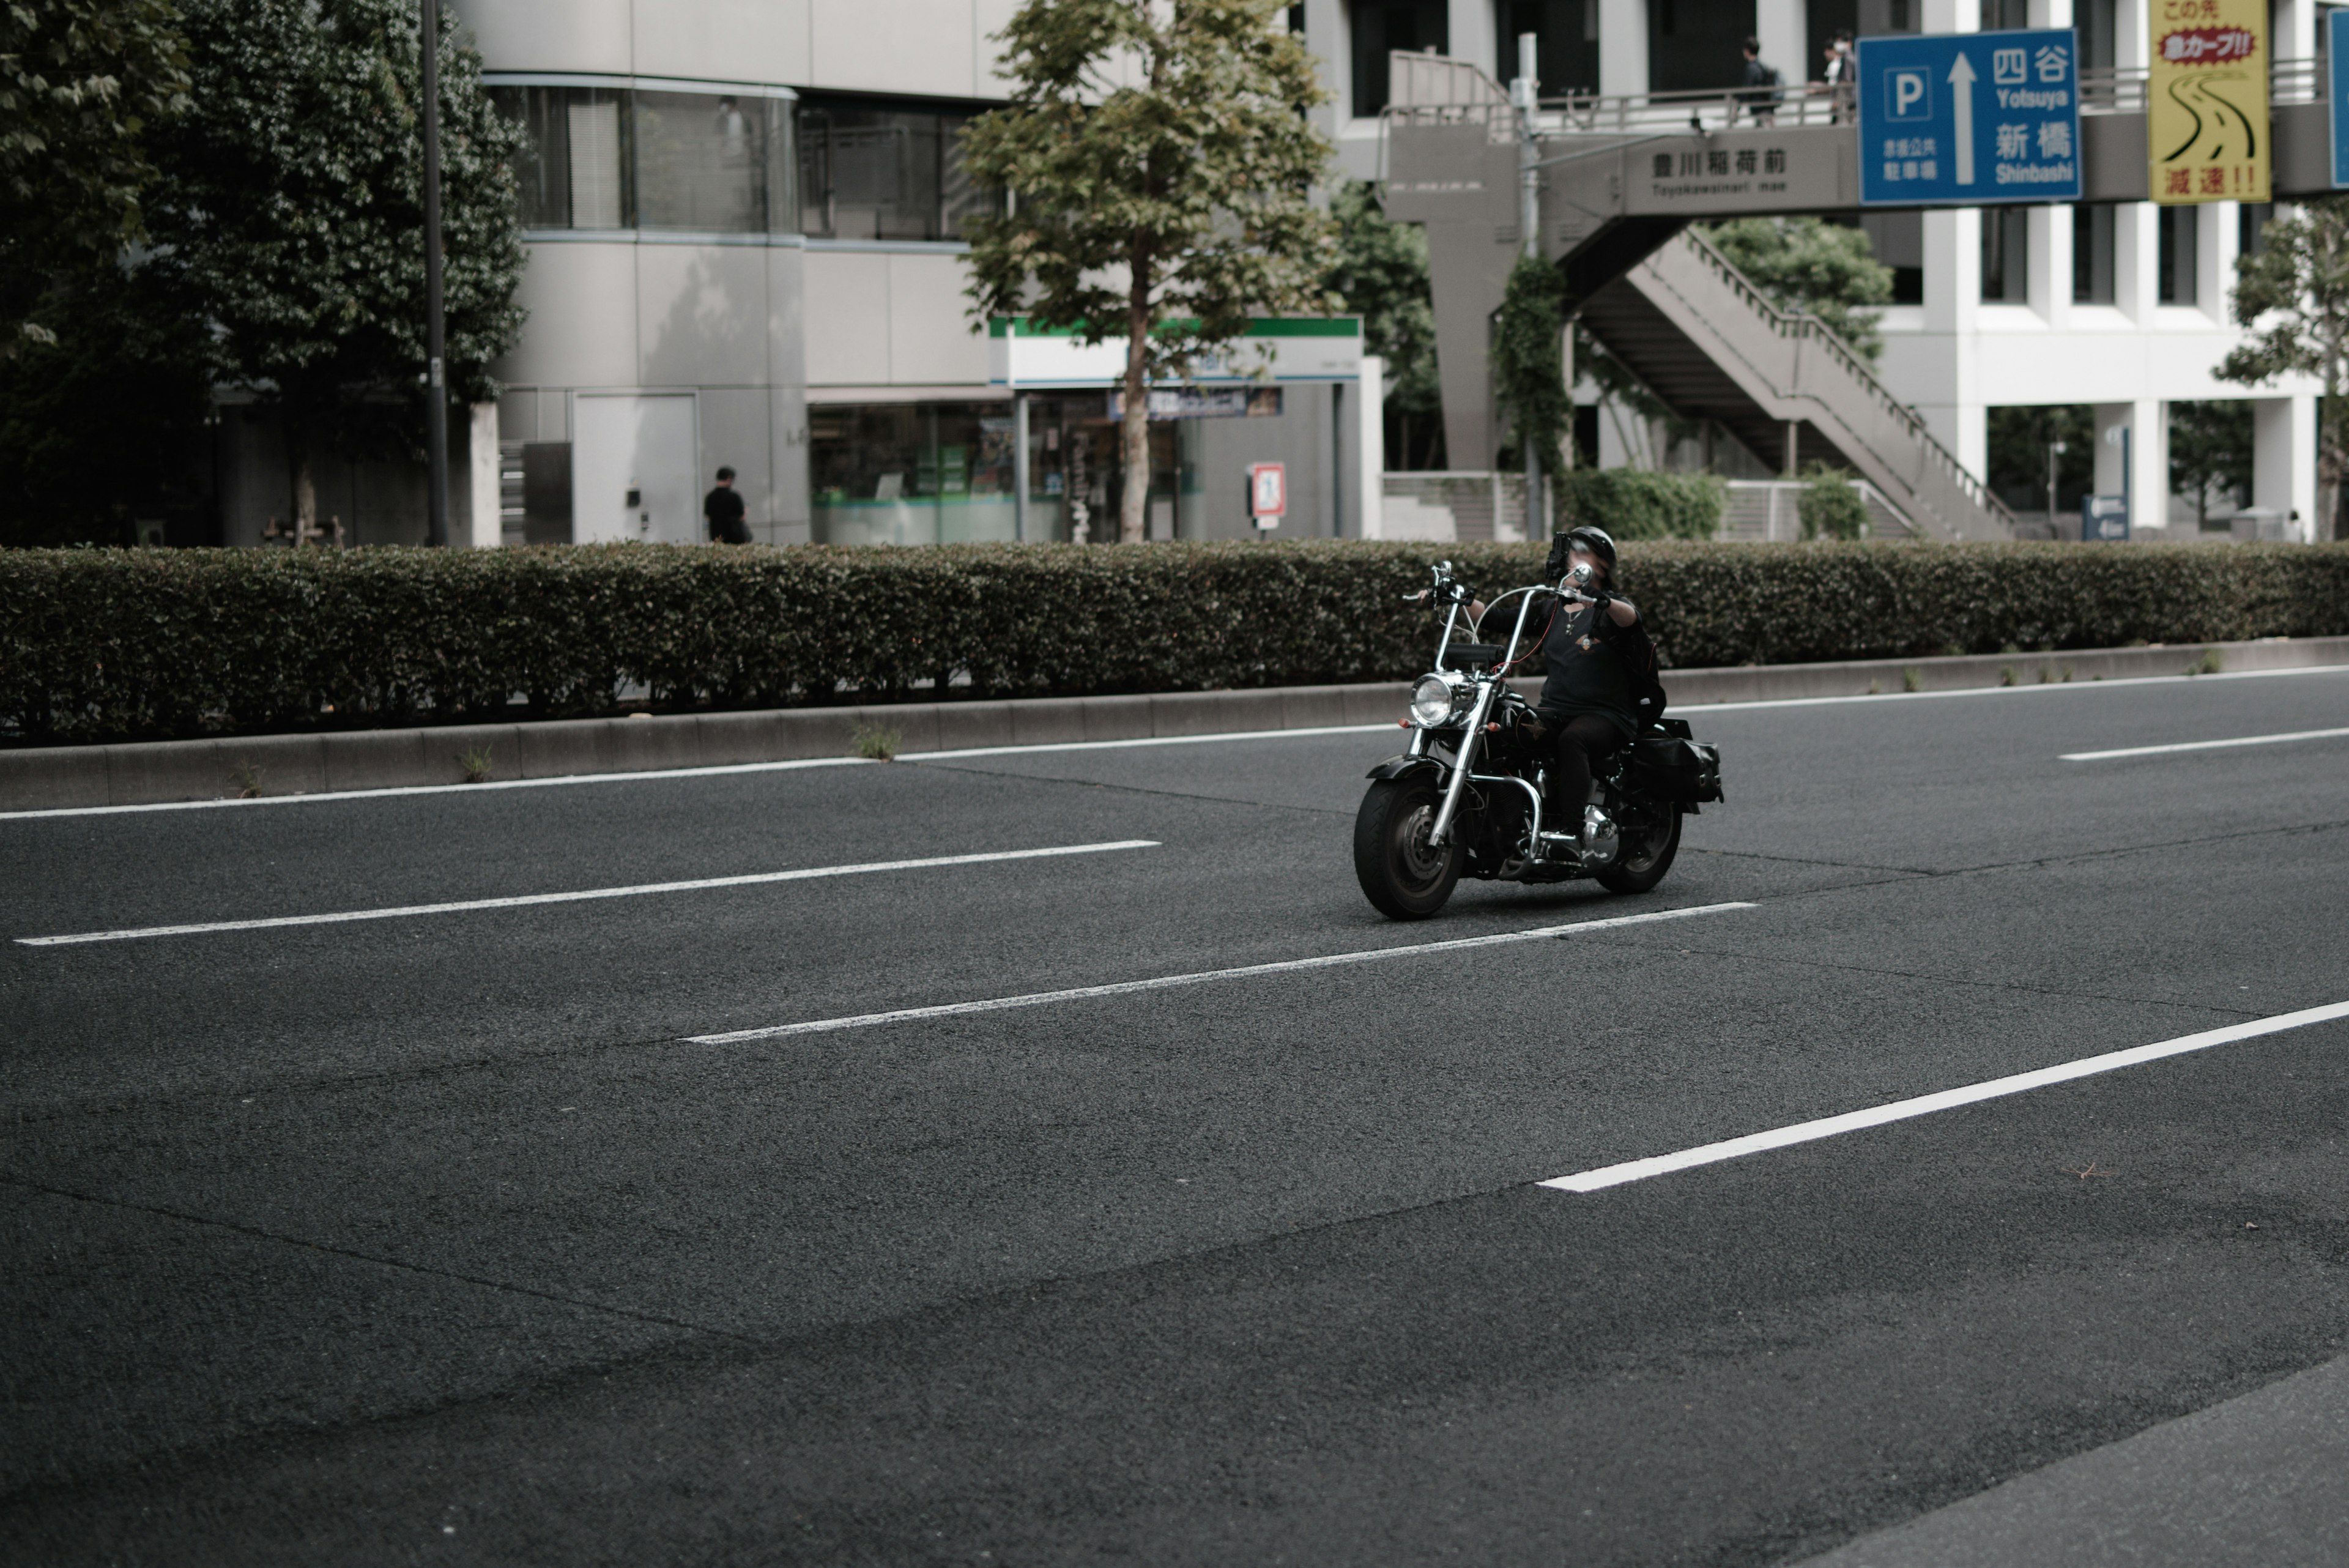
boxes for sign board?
[1107,386,1283,422]
[2150,0,2268,203]
[1625,130,1848,216]
[2329,6,2349,187]
[1857,30,2082,206]
[1249,463,1286,528]
[2084,493,2130,541]
[990,319,1359,388]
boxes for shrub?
[1797,466,1870,541]
[4,540,2347,745]
[1559,469,1726,540]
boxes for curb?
[4,635,2342,813]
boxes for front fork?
[1426,680,1498,848]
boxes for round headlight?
[1409,673,1459,727]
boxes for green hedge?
[5,540,2348,744]
[1557,469,1725,540]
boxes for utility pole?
[420,0,450,547]
[1512,31,1542,543]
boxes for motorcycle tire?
[1595,803,1682,894]
[1354,778,1466,920]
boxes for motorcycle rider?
[1533,526,1645,845]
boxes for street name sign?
[1857,29,2082,206]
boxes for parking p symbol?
[1887,68,1931,119]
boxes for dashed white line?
[15,841,1159,947]
[2060,726,2349,762]
[685,902,1758,1044]
[1540,998,2349,1193]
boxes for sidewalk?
[4,635,2343,812]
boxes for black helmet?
[1564,525,1617,574]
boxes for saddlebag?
[1630,735,1724,803]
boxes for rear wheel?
[1354,778,1464,920]
[1595,803,1682,894]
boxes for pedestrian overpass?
[1381,53,2341,540]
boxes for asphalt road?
[3,666,2347,1565]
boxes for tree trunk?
[1120,236,1152,544]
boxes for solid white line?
[686,902,1757,1044]
[1540,998,2349,1194]
[15,841,1159,947]
[2060,725,2349,762]
[7,660,2342,823]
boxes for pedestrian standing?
[1821,34,1856,124]
[1740,38,1783,126]
[703,466,752,544]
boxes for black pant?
[1543,713,1624,820]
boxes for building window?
[2159,204,2198,305]
[1503,0,1600,96]
[2078,0,2117,70]
[1984,0,2028,28]
[796,97,998,242]
[2074,204,2115,303]
[1350,1,1449,117]
[1860,210,1923,304]
[1981,207,2028,303]
[490,84,795,234]
[1647,0,1762,94]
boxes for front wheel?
[1595,803,1682,894]
[1354,778,1465,920]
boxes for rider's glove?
[1545,532,1573,581]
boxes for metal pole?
[1515,31,1543,543]
[421,0,450,547]
[1012,392,1030,543]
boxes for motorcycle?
[1354,559,1726,920]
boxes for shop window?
[2073,205,2115,304]
[796,97,998,242]
[1350,1,1449,116]
[2158,204,2198,305]
[1981,207,2028,303]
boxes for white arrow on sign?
[1948,50,1978,185]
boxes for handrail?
[1666,228,2019,534]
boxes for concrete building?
[442,0,2321,548]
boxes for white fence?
[1374,474,1917,543]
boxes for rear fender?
[1366,754,1445,786]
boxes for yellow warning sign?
[2148,0,2269,204]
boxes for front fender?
[1366,754,1446,784]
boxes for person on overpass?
[1740,38,1783,126]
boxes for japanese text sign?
[2328,6,2349,187]
[2149,0,2268,203]
[1249,463,1286,525]
[1857,30,2082,206]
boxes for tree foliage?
[1986,403,2093,518]
[1324,179,1439,461]
[2167,400,2254,529]
[0,0,190,355]
[962,0,1335,543]
[148,0,525,527]
[2219,197,2349,538]
[1701,217,1893,363]
[1494,255,1568,489]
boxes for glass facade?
[490,84,796,232]
[796,97,999,241]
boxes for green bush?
[1559,469,1726,540]
[5,541,2348,745]
[1797,467,1870,541]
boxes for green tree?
[0,0,191,357]
[1494,255,1567,493]
[1325,179,1441,467]
[962,0,1335,543]
[1797,463,1868,540]
[2167,400,2254,529]
[1701,217,1893,363]
[148,0,525,536]
[1986,404,2093,521]
[2219,198,2349,539]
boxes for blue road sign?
[1857,30,2082,206]
[2084,494,2129,541]
[2329,7,2349,186]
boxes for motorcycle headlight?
[1409,673,1461,728]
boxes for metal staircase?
[1584,228,2019,540]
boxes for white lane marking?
[2060,725,2349,762]
[6,661,2342,823]
[1541,998,2349,1194]
[15,841,1159,947]
[687,902,1757,1044]
[0,756,871,821]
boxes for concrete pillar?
[1449,0,1497,84]
[2254,395,2319,540]
[2203,201,2235,322]
[467,401,501,548]
[2274,0,2318,62]
[2031,206,2068,325]
[1599,0,1648,95]
[1921,0,1977,34]
[1357,355,1386,538]
[2117,201,2159,319]
[2091,401,2164,524]
[1756,0,1803,88]
[1305,0,1348,122]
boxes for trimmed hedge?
[1558,469,1725,540]
[4,540,2348,744]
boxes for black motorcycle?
[1354,560,1726,920]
